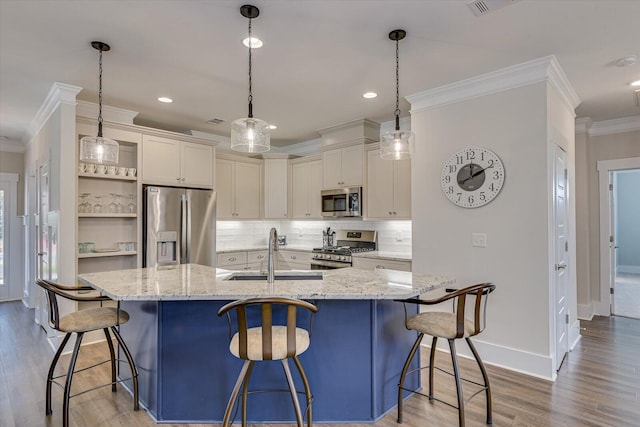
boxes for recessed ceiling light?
[243,37,263,48]
[157,97,173,103]
[269,124,277,130]
[362,92,377,99]
[631,80,640,87]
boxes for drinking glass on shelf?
[93,195,104,213]
[108,193,118,214]
[115,194,125,213]
[127,194,136,213]
[78,193,91,213]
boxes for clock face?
[441,147,505,208]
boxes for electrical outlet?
[396,230,403,241]
[472,233,487,247]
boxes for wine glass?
[115,193,125,213]
[78,193,91,213]
[93,195,104,213]
[108,193,118,214]
[127,194,136,214]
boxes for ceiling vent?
[207,118,225,125]
[467,0,520,17]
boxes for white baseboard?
[618,265,640,274]
[421,338,556,382]
[577,303,594,320]
[569,320,581,351]
[47,330,108,356]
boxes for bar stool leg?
[46,332,71,415]
[103,328,117,392]
[110,326,139,411]
[241,361,255,427]
[397,332,424,424]
[223,360,251,427]
[466,337,493,425]
[63,332,84,427]
[292,355,313,427]
[448,339,465,427]
[281,358,304,427]
[428,336,438,400]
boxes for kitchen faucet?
[268,227,278,284]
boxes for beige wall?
[411,80,576,379]
[583,129,640,309]
[0,151,25,215]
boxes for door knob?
[555,263,567,271]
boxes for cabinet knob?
[257,255,264,259]
[229,257,236,261]
[291,256,297,260]
[181,177,186,181]
[393,211,397,215]
[176,177,181,181]
[376,265,385,269]
[389,212,392,215]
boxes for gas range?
[310,230,377,270]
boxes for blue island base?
[118,299,420,423]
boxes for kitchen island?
[78,264,454,423]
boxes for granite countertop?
[78,264,453,301]
[351,251,412,262]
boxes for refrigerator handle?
[185,194,192,263]
[181,194,187,264]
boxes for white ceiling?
[1,0,639,147]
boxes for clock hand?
[460,163,494,184]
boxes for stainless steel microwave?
[321,187,362,218]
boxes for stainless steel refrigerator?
[143,185,216,268]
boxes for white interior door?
[36,163,55,336]
[554,146,569,370]
[609,172,617,315]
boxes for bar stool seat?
[36,279,139,427]
[230,325,310,360]
[406,312,475,339]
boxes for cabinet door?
[264,159,288,219]
[182,142,214,188]
[367,149,394,218]
[340,145,363,187]
[142,135,181,185]
[307,160,323,218]
[291,163,310,219]
[393,158,412,218]
[234,162,261,219]
[322,149,342,189]
[215,159,235,219]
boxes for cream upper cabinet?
[215,158,261,219]
[263,158,288,219]
[292,160,322,219]
[142,135,213,188]
[322,145,363,189]
[367,148,411,219]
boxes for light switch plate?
[472,233,487,247]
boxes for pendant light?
[231,4,270,153]
[380,30,414,160]
[80,41,119,165]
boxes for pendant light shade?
[231,5,270,153]
[381,29,414,160]
[80,41,119,165]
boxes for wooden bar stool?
[36,279,139,427]
[395,283,496,427]
[218,297,318,427]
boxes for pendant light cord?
[248,16,253,118]
[97,47,104,137]
[395,37,400,131]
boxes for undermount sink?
[225,271,323,281]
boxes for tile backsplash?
[217,220,411,253]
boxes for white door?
[36,163,55,336]
[609,172,617,315]
[0,175,17,300]
[554,146,569,370]
[182,142,213,187]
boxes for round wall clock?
[441,147,505,208]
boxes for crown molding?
[76,100,139,124]
[589,116,640,137]
[27,82,82,143]
[575,117,592,134]
[407,55,580,115]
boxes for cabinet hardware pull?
[291,256,297,260]
[229,257,236,261]
[376,265,385,269]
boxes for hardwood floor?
[1,300,639,426]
